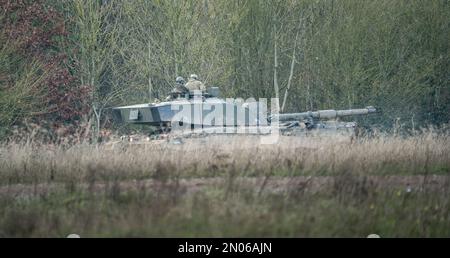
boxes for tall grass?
[1,132,449,185]
[0,132,449,237]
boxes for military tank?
[111,87,377,139]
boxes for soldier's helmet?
[176,76,185,84]
[190,74,198,80]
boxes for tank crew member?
[185,74,206,92]
[167,76,189,100]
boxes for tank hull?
[112,98,265,127]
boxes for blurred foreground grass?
[0,132,449,237]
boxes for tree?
[68,0,126,141]
[0,0,89,137]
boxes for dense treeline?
[1,0,449,140]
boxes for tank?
[111,87,262,132]
[111,87,377,137]
[272,106,377,137]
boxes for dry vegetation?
[0,132,449,237]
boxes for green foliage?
[80,0,448,128]
[0,0,90,139]
[0,37,48,130]
[294,0,450,127]
[1,0,449,137]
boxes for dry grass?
[1,132,449,184]
[0,132,449,237]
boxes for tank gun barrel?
[272,106,377,121]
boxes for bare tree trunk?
[306,59,313,111]
[82,115,92,142]
[281,30,300,112]
[281,17,304,112]
[307,83,313,110]
[174,54,178,76]
[147,41,153,102]
[148,76,153,102]
[273,24,280,111]
[92,104,102,143]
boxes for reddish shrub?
[1,0,91,125]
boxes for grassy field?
[0,132,449,237]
